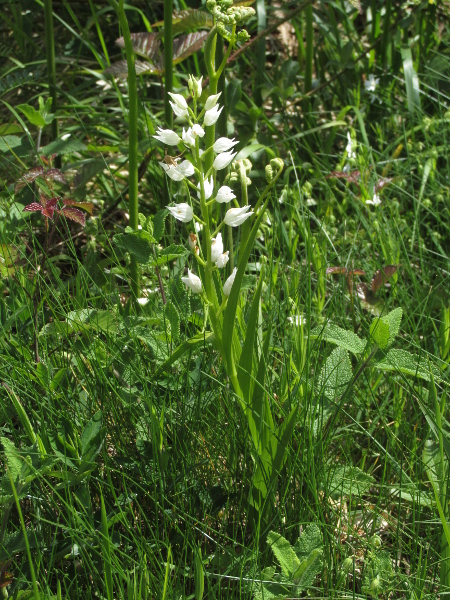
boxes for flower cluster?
[153,80,255,300]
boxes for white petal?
[167,203,193,223]
[204,93,222,111]
[215,185,236,204]
[192,124,205,138]
[177,160,195,177]
[215,251,229,269]
[223,267,237,297]
[211,232,223,263]
[168,92,188,110]
[153,127,181,146]
[204,105,223,127]
[213,151,237,171]
[224,205,253,227]
[213,137,238,153]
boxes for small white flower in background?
[153,127,181,146]
[169,102,188,119]
[366,193,381,206]
[188,232,197,250]
[182,127,195,147]
[167,203,193,223]
[195,221,203,232]
[224,205,253,227]
[364,74,379,93]
[189,75,203,97]
[197,176,214,200]
[181,269,202,294]
[215,185,236,204]
[215,251,229,269]
[204,92,221,111]
[61,133,71,141]
[192,124,205,138]
[168,92,188,111]
[213,150,237,171]
[288,315,305,327]
[159,162,185,181]
[213,137,238,153]
[204,104,223,126]
[211,232,224,263]
[346,132,357,159]
[223,267,237,297]
[176,160,195,177]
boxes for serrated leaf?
[293,548,323,587]
[153,209,169,241]
[170,9,213,35]
[103,59,158,78]
[266,531,298,578]
[1,437,22,482]
[61,206,86,226]
[374,349,441,382]
[15,166,45,192]
[317,347,352,399]
[45,168,67,185]
[164,300,180,341]
[63,200,94,215]
[40,137,86,156]
[173,32,208,63]
[311,322,366,354]
[381,306,402,346]
[370,317,390,349]
[325,465,375,498]
[116,32,162,63]
[114,230,157,264]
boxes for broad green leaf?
[17,103,47,128]
[0,135,23,152]
[381,306,402,346]
[1,437,22,482]
[266,531,298,578]
[80,411,103,462]
[317,347,353,399]
[374,349,441,382]
[0,244,19,277]
[164,300,180,341]
[152,208,168,241]
[114,230,157,264]
[311,323,366,354]
[40,136,87,156]
[293,548,323,587]
[0,123,23,135]
[369,317,390,349]
[324,465,375,498]
[171,9,213,35]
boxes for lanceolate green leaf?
[266,531,298,578]
[154,331,215,378]
[374,349,441,382]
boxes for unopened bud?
[237,29,250,43]
[270,157,284,172]
[265,164,274,183]
[217,21,231,39]
[188,232,197,250]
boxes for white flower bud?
[189,75,203,97]
[176,160,195,177]
[197,176,214,200]
[203,104,223,126]
[182,127,196,147]
[168,92,188,110]
[213,137,238,153]
[159,162,185,181]
[215,251,229,269]
[211,232,223,263]
[169,101,188,119]
[223,267,237,297]
[167,203,193,223]
[204,92,221,111]
[192,123,205,138]
[181,269,202,294]
[213,150,237,171]
[215,185,236,204]
[224,205,253,227]
[188,232,197,249]
[153,127,181,146]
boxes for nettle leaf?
[45,168,67,185]
[164,300,180,341]
[325,465,375,498]
[374,349,441,382]
[173,32,209,63]
[317,347,353,399]
[311,322,366,354]
[266,531,298,578]
[153,209,169,241]
[381,306,402,345]
[151,244,187,266]
[292,524,323,589]
[116,32,162,64]
[370,317,390,349]
[114,230,157,264]
[1,437,22,482]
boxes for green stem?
[116,0,139,298]
[164,0,173,129]
[44,0,59,164]
[304,3,313,115]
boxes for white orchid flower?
[204,93,222,111]
[176,160,195,177]
[223,267,237,297]
[224,205,253,227]
[215,251,229,269]
[192,124,205,138]
[204,104,223,126]
[189,75,203,97]
[215,185,236,204]
[366,193,381,206]
[182,127,196,147]
[188,232,197,249]
[346,132,356,159]
[213,137,238,153]
[197,176,214,200]
[153,127,181,146]
[167,203,193,223]
[213,150,237,171]
[181,269,202,294]
[168,92,188,110]
[169,102,188,119]
[211,232,224,263]
[159,162,185,181]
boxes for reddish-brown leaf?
[45,168,67,185]
[104,59,157,78]
[61,206,86,226]
[173,31,208,63]
[348,269,366,276]
[41,196,59,219]
[374,177,394,192]
[63,199,94,215]
[371,265,399,293]
[326,170,360,183]
[23,202,44,213]
[116,32,162,64]
[15,167,45,193]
